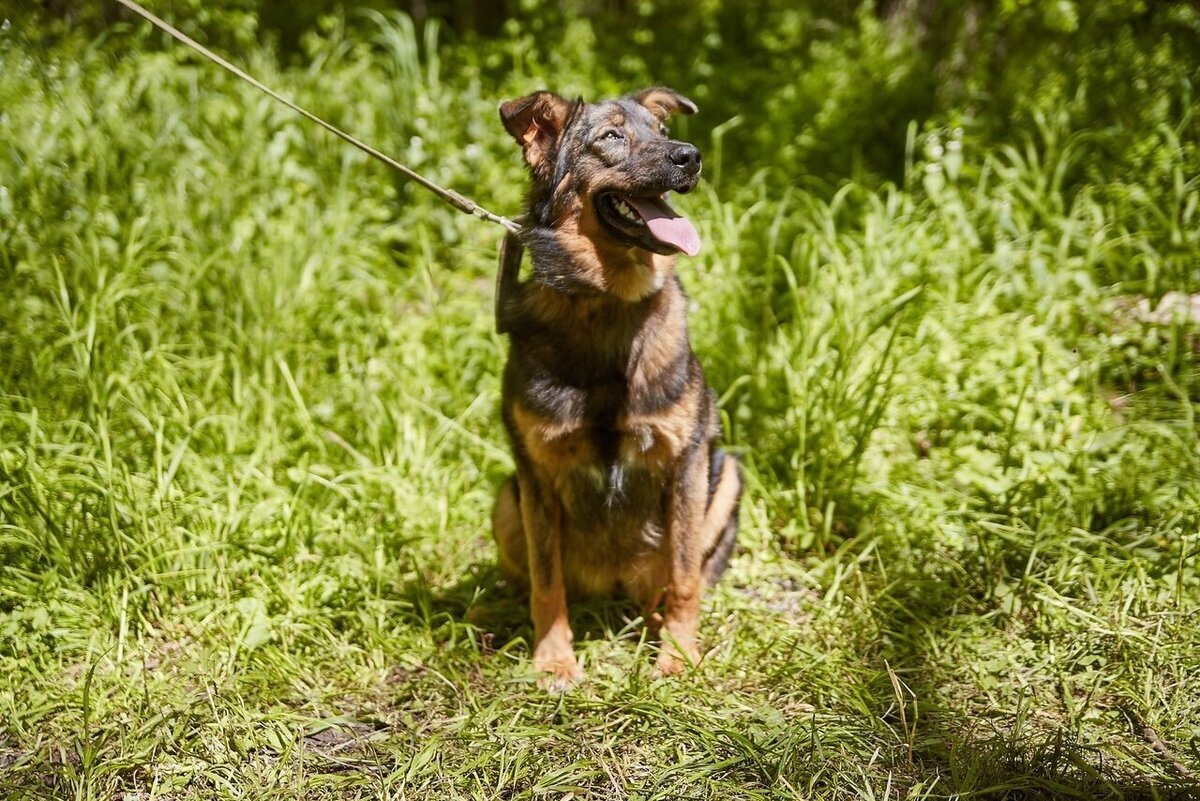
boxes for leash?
[112,0,522,235]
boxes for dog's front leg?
[657,449,708,676]
[517,471,580,691]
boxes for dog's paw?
[534,638,581,692]
[535,655,582,692]
[653,641,700,678]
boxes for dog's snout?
[669,143,701,175]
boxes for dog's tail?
[702,447,741,585]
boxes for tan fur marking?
[492,478,527,586]
[619,381,701,471]
[630,291,686,389]
[557,203,676,302]
[513,471,581,689]
[512,403,595,482]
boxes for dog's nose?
[669,144,701,175]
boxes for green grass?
[2,9,1199,800]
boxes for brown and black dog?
[491,87,741,689]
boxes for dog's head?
[499,88,702,259]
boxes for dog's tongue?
[624,195,701,256]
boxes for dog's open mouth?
[595,192,701,257]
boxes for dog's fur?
[492,87,741,688]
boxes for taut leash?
[112,0,522,235]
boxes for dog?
[491,87,742,689]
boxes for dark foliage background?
[38,0,1200,188]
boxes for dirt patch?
[303,720,377,755]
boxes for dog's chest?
[505,284,699,516]
[517,392,676,544]
[514,379,684,478]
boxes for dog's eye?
[660,124,669,137]
[600,130,624,142]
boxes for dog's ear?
[632,87,697,121]
[499,91,573,174]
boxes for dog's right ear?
[499,92,572,176]
[632,87,698,121]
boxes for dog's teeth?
[614,199,641,224]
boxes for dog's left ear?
[499,91,574,177]
[632,87,698,121]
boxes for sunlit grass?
[1,10,1198,800]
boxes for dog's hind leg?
[492,476,529,590]
[701,448,741,586]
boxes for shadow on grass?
[862,545,1200,801]
[396,560,654,659]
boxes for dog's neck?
[498,186,693,378]
[515,277,686,385]
[523,218,678,303]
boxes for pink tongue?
[624,195,701,256]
